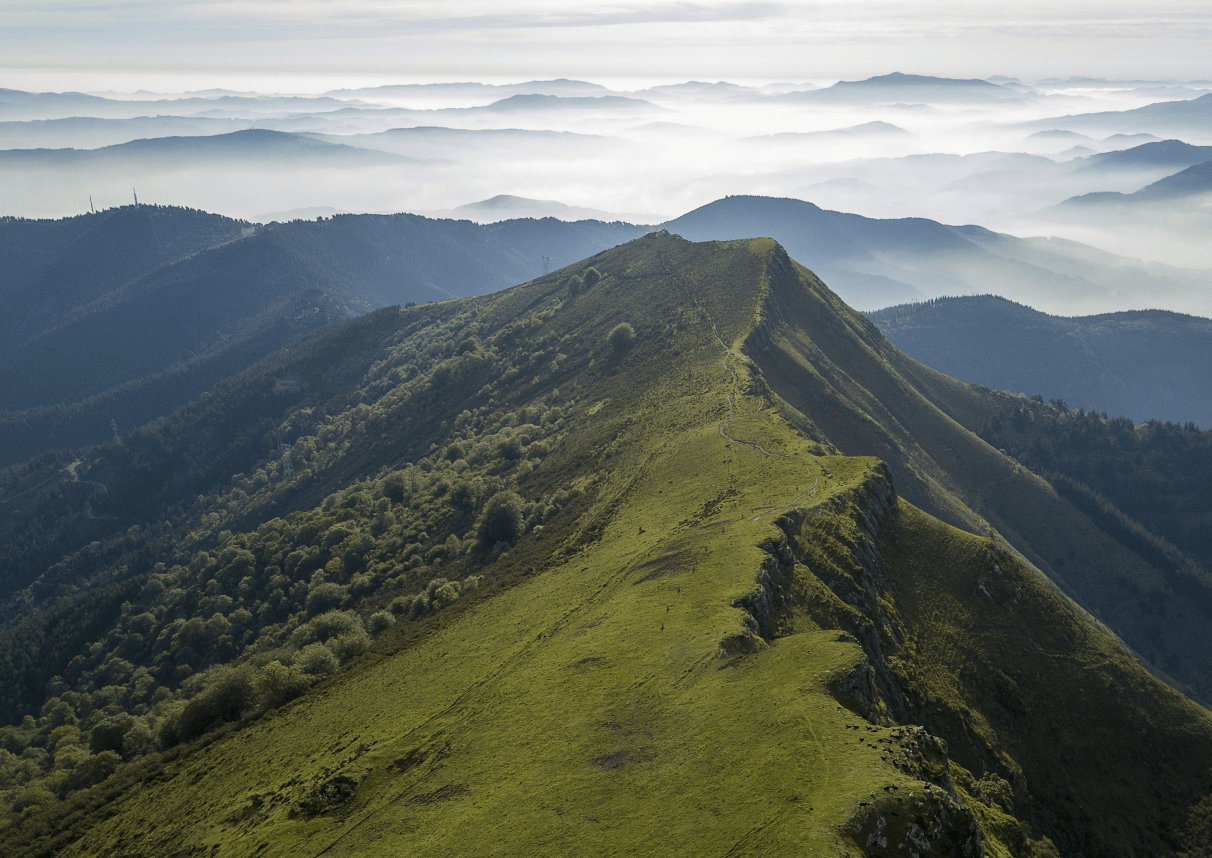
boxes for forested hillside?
[1,234,1211,856]
[868,294,1212,427]
[0,206,645,465]
[978,398,1212,596]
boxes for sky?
[4,1,1212,92]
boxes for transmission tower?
[540,255,552,275]
[133,188,139,206]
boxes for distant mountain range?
[0,89,368,122]
[779,72,1029,105]
[422,194,654,224]
[1018,92,1212,137]
[1079,138,1212,168]
[660,195,1212,315]
[868,295,1212,427]
[0,128,412,170]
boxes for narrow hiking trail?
[660,257,820,522]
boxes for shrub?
[608,322,635,353]
[496,435,524,461]
[431,582,462,611]
[63,751,121,793]
[583,267,601,288]
[566,274,584,297]
[89,714,135,755]
[328,628,369,663]
[479,491,525,545]
[368,611,396,635]
[122,720,154,757]
[294,609,364,647]
[382,471,408,503]
[298,643,339,675]
[255,661,311,709]
[306,582,347,615]
[173,664,256,743]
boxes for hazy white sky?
[3,1,1212,91]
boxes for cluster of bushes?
[565,266,601,298]
[0,392,579,820]
[391,575,481,620]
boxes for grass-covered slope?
[746,256,1212,705]
[3,233,1212,857]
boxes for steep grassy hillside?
[867,295,1212,427]
[2,234,1211,857]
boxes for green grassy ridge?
[675,238,1212,851]
[4,233,1021,856]
[50,424,998,857]
[779,475,1212,856]
[747,252,1212,706]
[3,232,1212,855]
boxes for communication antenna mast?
[89,196,95,214]
[133,188,138,206]
[540,255,552,275]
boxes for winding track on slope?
[660,257,819,521]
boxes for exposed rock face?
[731,465,996,856]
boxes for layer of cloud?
[4,1,1212,82]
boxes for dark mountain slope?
[0,205,245,318]
[0,209,645,465]
[976,398,1212,588]
[1,235,1211,856]
[269,212,646,307]
[867,295,1212,427]
[745,250,1212,704]
[0,228,360,424]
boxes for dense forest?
[978,397,1212,583]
